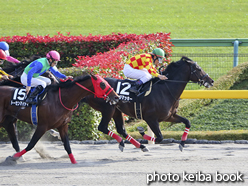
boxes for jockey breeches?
[123,64,152,83]
[21,73,51,88]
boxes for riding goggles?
[158,57,163,64]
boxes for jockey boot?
[129,80,143,95]
[25,85,44,104]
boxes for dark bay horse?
[82,56,214,152]
[0,74,119,164]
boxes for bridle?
[189,62,209,86]
[59,75,114,111]
[159,61,209,85]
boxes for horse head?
[90,73,119,105]
[182,56,214,88]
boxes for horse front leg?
[167,114,191,152]
[12,124,47,159]
[57,124,77,164]
[97,108,127,152]
[113,109,149,152]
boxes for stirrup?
[25,97,37,105]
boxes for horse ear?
[91,73,98,80]
[182,56,192,63]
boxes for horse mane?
[47,74,91,91]
[162,56,192,76]
[154,56,192,84]
[3,55,42,75]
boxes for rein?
[58,82,93,111]
[160,62,207,85]
[156,61,208,100]
[59,88,79,111]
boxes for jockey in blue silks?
[21,50,73,104]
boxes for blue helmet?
[0,42,9,51]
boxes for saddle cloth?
[10,87,47,107]
[114,79,153,120]
[10,87,47,125]
[113,79,153,102]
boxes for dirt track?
[0,141,247,186]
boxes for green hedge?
[9,41,121,68]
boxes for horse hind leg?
[12,125,47,160]
[113,110,149,152]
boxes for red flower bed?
[74,32,173,78]
[0,32,173,72]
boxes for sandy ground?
[0,141,247,186]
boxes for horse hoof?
[0,156,17,166]
[119,140,125,152]
[179,144,184,152]
[141,146,149,152]
[137,126,145,133]
[119,144,124,152]
[140,144,149,152]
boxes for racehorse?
[0,73,119,164]
[82,56,214,152]
[0,56,58,154]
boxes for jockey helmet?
[0,49,7,60]
[46,50,61,61]
[152,48,165,58]
[0,41,9,51]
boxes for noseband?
[190,62,209,86]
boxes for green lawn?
[1,0,247,39]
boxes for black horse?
[82,56,214,152]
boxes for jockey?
[0,49,13,80]
[0,41,20,63]
[123,48,168,94]
[21,50,73,104]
